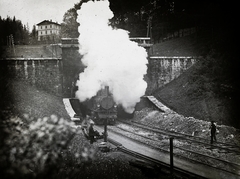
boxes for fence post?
[104,118,108,142]
[170,137,174,174]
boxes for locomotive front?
[92,86,117,125]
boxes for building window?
[46,31,47,34]
[45,26,47,28]
[50,25,52,28]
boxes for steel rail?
[132,120,240,150]
[174,146,240,173]
[118,146,207,179]
[114,124,240,169]
[107,124,240,177]
[107,138,207,179]
[108,130,239,178]
[119,120,240,154]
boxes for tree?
[22,24,30,44]
[60,8,79,38]
[60,0,148,38]
[60,0,90,38]
[60,0,229,40]
[30,25,38,44]
[0,16,30,46]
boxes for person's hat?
[90,120,95,125]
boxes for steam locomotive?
[71,85,134,125]
[86,86,117,125]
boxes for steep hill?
[152,29,239,128]
[150,32,212,57]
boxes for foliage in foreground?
[0,114,96,178]
[0,113,148,179]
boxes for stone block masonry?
[146,56,198,94]
[0,58,63,95]
[0,38,199,99]
[0,55,198,98]
[60,38,199,97]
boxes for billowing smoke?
[75,0,148,113]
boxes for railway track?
[119,119,240,155]
[104,120,240,177]
[66,97,239,178]
[107,138,207,179]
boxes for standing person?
[81,115,90,139]
[210,121,217,144]
[81,115,90,130]
[88,121,98,144]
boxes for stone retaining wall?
[146,56,197,94]
[0,55,198,97]
[0,58,62,95]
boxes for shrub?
[0,114,95,178]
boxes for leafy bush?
[0,114,95,178]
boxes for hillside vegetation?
[152,29,239,128]
[150,32,211,57]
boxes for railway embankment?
[0,79,152,179]
[151,32,238,129]
[133,107,240,149]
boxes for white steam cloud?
[75,0,148,113]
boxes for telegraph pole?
[8,34,15,55]
[104,116,108,142]
[101,86,114,142]
[170,137,174,174]
[147,16,152,39]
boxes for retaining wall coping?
[1,58,62,61]
[149,56,201,59]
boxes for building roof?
[37,20,61,26]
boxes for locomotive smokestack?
[105,86,109,96]
[75,0,148,113]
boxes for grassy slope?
[0,78,70,120]
[152,31,239,128]
[150,33,212,57]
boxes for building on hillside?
[37,20,61,42]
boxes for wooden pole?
[170,137,174,174]
[104,117,107,142]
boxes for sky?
[0,0,80,30]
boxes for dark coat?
[211,123,216,134]
[88,125,95,137]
